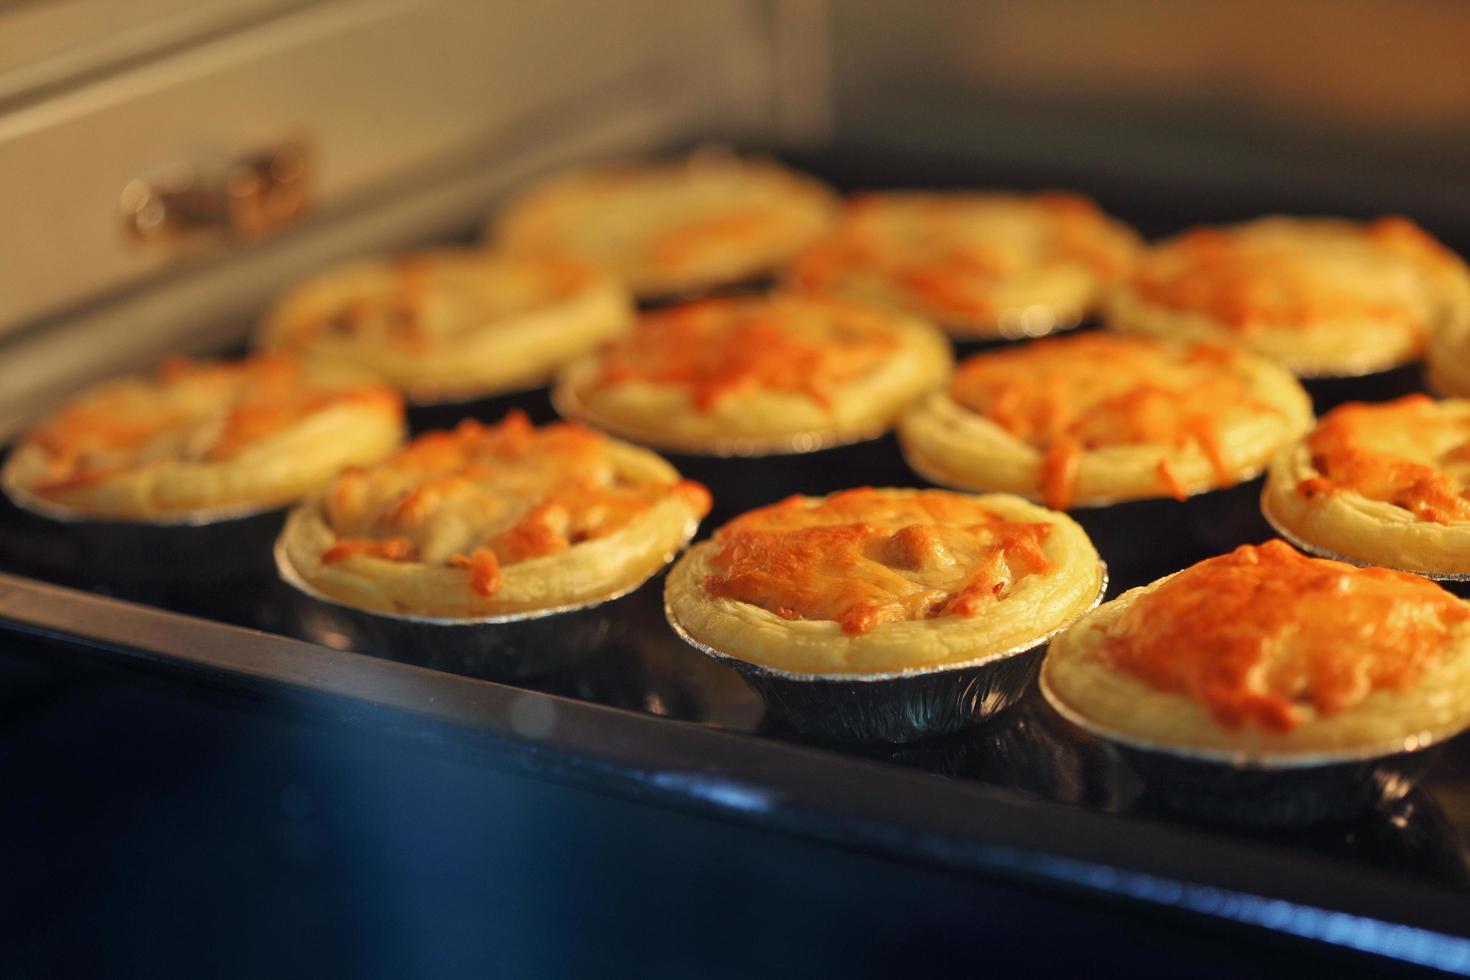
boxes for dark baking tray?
[2,147,1468,975]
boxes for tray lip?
[2,569,1469,973]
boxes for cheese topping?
[20,355,401,498]
[591,294,900,411]
[318,412,710,597]
[495,155,835,293]
[268,253,600,354]
[1129,217,1456,339]
[948,334,1275,508]
[791,192,1136,326]
[1296,395,1470,524]
[702,488,1053,636]
[1096,540,1469,732]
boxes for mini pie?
[555,291,952,454]
[788,191,1140,339]
[2,354,404,522]
[1263,395,1470,576]
[899,333,1313,510]
[1042,540,1470,761]
[490,152,837,298]
[1107,216,1470,378]
[665,487,1104,676]
[255,250,633,404]
[278,411,711,618]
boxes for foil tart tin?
[404,385,560,433]
[1040,671,1458,826]
[1299,360,1424,414]
[0,478,285,608]
[1261,506,1470,599]
[1069,478,1273,591]
[666,563,1107,744]
[276,539,651,682]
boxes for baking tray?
[2,147,1469,975]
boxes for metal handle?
[120,140,311,245]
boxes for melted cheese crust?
[1043,541,1470,760]
[789,192,1140,338]
[555,292,952,454]
[490,152,837,298]
[666,488,1103,676]
[1107,216,1470,377]
[3,355,404,521]
[1263,396,1470,574]
[255,251,632,403]
[279,412,710,617]
[899,334,1312,508]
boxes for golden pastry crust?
[1042,541,1470,762]
[555,292,952,454]
[279,412,710,618]
[255,251,633,404]
[1107,216,1470,377]
[899,334,1312,509]
[1427,297,1470,397]
[789,191,1140,338]
[3,355,404,522]
[666,488,1104,676]
[490,152,838,298]
[1262,396,1470,575]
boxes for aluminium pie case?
[4,1,1470,974]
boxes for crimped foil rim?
[1261,496,1470,583]
[1,472,285,528]
[665,560,1107,684]
[1038,653,1465,770]
[274,536,658,627]
[550,379,893,458]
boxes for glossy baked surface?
[1107,216,1470,377]
[279,412,710,618]
[1263,395,1470,575]
[667,488,1103,676]
[790,191,1139,338]
[555,292,951,454]
[1043,541,1470,761]
[1,355,404,522]
[490,152,837,298]
[899,333,1312,508]
[256,250,633,404]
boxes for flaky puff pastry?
[666,488,1104,676]
[1107,216,1470,378]
[490,151,837,298]
[256,250,632,404]
[279,412,710,618]
[899,333,1312,509]
[3,354,404,522]
[789,191,1140,339]
[1042,541,1470,763]
[555,292,951,455]
[1263,395,1470,576]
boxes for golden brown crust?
[666,489,1104,676]
[279,412,710,617]
[1107,216,1470,377]
[1043,541,1470,761]
[555,292,952,454]
[255,250,632,404]
[789,191,1140,338]
[1262,395,1470,575]
[899,334,1312,508]
[2,355,405,521]
[490,152,838,298]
